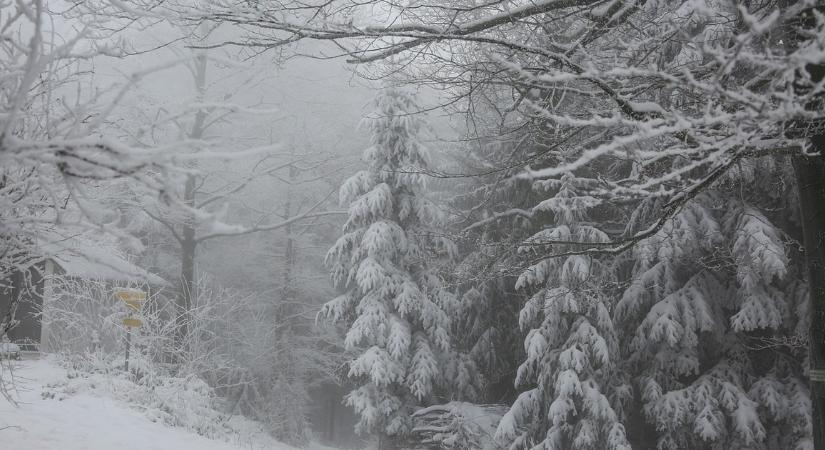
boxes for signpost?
[117,290,146,310]
[116,289,146,372]
[122,318,142,328]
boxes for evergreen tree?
[452,277,523,404]
[496,173,631,450]
[615,159,810,450]
[449,137,541,406]
[322,90,458,443]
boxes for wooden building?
[0,235,166,352]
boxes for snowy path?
[0,359,324,450]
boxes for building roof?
[39,233,167,286]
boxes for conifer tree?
[449,137,542,406]
[452,277,522,404]
[615,159,811,450]
[496,174,631,450]
[322,89,457,443]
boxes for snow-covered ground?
[0,358,335,450]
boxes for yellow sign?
[116,289,147,311]
[122,318,142,328]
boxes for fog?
[1,2,823,450]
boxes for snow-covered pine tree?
[321,89,457,444]
[451,277,522,404]
[614,158,810,450]
[496,173,631,450]
[448,136,544,406]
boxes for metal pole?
[125,326,131,372]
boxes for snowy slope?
[0,358,333,450]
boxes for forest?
[1,1,824,450]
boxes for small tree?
[322,89,457,446]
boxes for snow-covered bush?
[44,352,259,442]
[43,273,240,377]
[41,271,329,444]
[41,274,246,435]
[411,402,507,450]
[42,277,148,355]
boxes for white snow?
[40,232,167,286]
[0,358,336,450]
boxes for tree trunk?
[795,153,825,448]
[788,5,825,448]
[177,53,208,345]
[178,202,196,342]
[281,163,297,321]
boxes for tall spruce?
[322,90,457,443]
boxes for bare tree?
[0,0,210,402]
[177,0,821,233]
[114,42,344,340]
